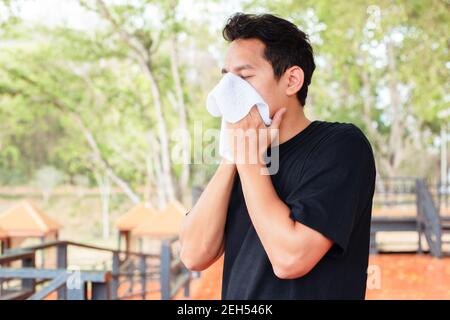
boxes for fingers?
[234,106,286,131]
[269,107,287,129]
[249,105,264,124]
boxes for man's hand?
[226,106,286,165]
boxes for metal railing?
[416,178,443,257]
[374,176,417,207]
[0,238,191,300]
[370,176,448,256]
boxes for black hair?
[222,12,315,106]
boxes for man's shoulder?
[316,120,361,135]
[315,121,371,148]
[306,121,374,165]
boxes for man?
[179,12,376,299]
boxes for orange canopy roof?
[163,201,189,216]
[0,201,61,237]
[115,203,159,232]
[132,201,188,238]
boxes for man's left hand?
[226,106,286,165]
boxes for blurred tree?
[0,0,213,206]
[33,165,66,203]
[0,0,448,202]
[252,0,449,177]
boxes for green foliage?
[0,0,448,189]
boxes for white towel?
[206,72,272,162]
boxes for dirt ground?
[173,254,450,300]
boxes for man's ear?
[285,66,304,97]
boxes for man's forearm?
[236,163,298,266]
[180,161,236,269]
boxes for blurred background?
[0,0,448,300]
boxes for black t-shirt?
[221,120,376,300]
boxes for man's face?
[221,38,287,117]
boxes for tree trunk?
[141,62,177,203]
[94,171,111,239]
[75,114,141,204]
[95,0,176,203]
[386,40,405,175]
[169,34,190,202]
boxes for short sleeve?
[285,126,375,258]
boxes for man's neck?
[277,104,311,145]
